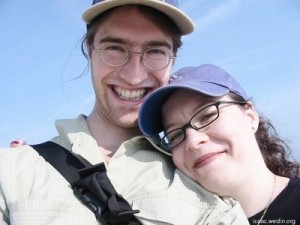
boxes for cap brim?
[139,81,231,136]
[82,0,194,35]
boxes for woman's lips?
[193,151,225,168]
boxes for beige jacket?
[0,115,249,225]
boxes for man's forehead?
[93,17,174,49]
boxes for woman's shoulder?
[276,177,300,217]
[275,176,300,200]
[289,176,300,184]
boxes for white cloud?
[194,0,247,29]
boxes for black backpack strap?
[31,141,141,225]
[31,141,85,184]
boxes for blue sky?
[1,0,300,160]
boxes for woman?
[139,64,300,224]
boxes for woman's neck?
[232,171,289,217]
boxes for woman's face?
[162,89,260,195]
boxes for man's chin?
[117,117,139,130]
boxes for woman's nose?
[184,128,209,152]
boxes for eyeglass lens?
[161,104,219,150]
[96,43,173,70]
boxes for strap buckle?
[73,163,141,224]
[73,187,105,218]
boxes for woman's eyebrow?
[191,99,217,113]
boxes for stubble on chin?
[98,105,139,129]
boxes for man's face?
[89,6,174,129]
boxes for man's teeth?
[114,87,146,101]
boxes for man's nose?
[119,52,148,85]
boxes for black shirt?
[248,177,300,225]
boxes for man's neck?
[86,111,140,162]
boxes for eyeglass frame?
[155,100,248,155]
[93,42,176,71]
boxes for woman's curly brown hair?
[256,115,299,178]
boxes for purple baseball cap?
[139,64,248,137]
[82,0,194,35]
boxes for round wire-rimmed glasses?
[93,43,176,71]
[159,100,248,154]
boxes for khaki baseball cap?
[82,0,194,35]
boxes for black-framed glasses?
[93,43,176,71]
[157,100,248,154]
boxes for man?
[1,0,248,224]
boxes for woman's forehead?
[168,89,223,102]
[164,89,234,113]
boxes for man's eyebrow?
[98,37,125,44]
[97,37,172,49]
[146,41,172,49]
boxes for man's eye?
[146,48,168,58]
[148,48,166,54]
[106,45,126,52]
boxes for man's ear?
[244,102,259,132]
